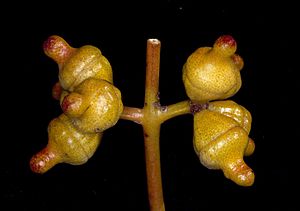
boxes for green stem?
[158,100,191,123]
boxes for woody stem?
[119,39,193,211]
[142,39,165,211]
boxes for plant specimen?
[30,35,255,211]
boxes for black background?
[2,1,296,210]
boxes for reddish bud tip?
[216,35,236,47]
[214,35,237,56]
[52,82,62,100]
[43,36,57,52]
[231,54,244,71]
[43,35,75,64]
[228,159,255,186]
[30,148,58,174]
[61,96,73,113]
[61,93,83,116]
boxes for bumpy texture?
[30,36,123,173]
[183,35,244,103]
[61,78,123,133]
[30,114,102,174]
[193,100,255,186]
[43,35,113,98]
